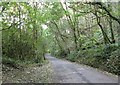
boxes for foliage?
[1,2,119,75]
[68,44,119,75]
[2,2,46,68]
[105,49,119,75]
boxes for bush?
[75,44,119,75]
[2,56,20,69]
[104,49,119,75]
[66,51,78,62]
[102,44,118,60]
[53,49,68,58]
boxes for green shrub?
[53,49,68,58]
[102,44,118,60]
[67,51,78,62]
[104,49,119,75]
[76,44,119,75]
[2,56,20,69]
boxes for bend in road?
[45,54,118,83]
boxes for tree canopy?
[1,1,120,75]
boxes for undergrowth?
[54,44,119,75]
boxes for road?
[45,54,118,83]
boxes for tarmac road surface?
[45,54,118,83]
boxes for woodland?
[1,2,120,76]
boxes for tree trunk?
[109,18,115,43]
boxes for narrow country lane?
[45,54,118,83]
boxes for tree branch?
[0,22,19,31]
[88,2,120,24]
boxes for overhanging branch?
[87,2,120,24]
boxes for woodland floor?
[2,60,53,83]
